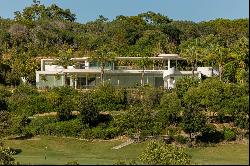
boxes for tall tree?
[89,45,116,85]
[179,38,202,76]
[54,48,75,86]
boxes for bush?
[79,125,120,140]
[25,116,58,136]
[157,92,182,126]
[0,85,11,98]
[10,114,31,136]
[66,160,79,165]
[139,140,191,165]
[0,97,7,111]
[197,124,224,143]
[234,112,249,130]
[0,111,11,138]
[141,86,164,109]
[93,83,127,112]
[174,135,189,144]
[13,84,38,96]
[43,119,82,137]
[56,96,75,121]
[0,146,16,165]
[223,128,236,141]
[174,76,199,99]
[77,92,99,127]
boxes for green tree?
[139,140,191,165]
[54,49,75,86]
[0,111,11,139]
[179,38,202,76]
[181,109,206,140]
[77,92,99,127]
[56,96,74,121]
[90,45,116,84]
[157,92,182,126]
[136,57,152,86]
[174,76,199,99]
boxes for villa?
[35,54,218,89]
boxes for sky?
[0,0,249,23]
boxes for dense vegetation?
[0,0,248,86]
[0,1,249,164]
[0,78,248,142]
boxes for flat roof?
[41,54,184,62]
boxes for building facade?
[36,54,218,89]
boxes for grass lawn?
[3,136,249,165]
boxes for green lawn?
[3,136,249,165]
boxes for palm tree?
[180,39,201,77]
[54,49,75,86]
[136,56,152,86]
[89,45,116,85]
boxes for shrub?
[77,92,99,127]
[66,160,79,165]
[10,114,31,136]
[139,140,191,165]
[141,86,164,109]
[0,85,11,98]
[56,96,75,121]
[223,128,236,141]
[0,111,11,138]
[12,84,38,96]
[234,112,249,130]
[26,94,53,114]
[25,116,58,136]
[181,109,207,140]
[43,119,82,137]
[174,135,189,144]
[0,146,16,165]
[111,106,156,137]
[93,83,127,112]
[157,92,182,126]
[0,97,7,111]
[174,76,199,99]
[79,125,120,140]
[197,124,224,143]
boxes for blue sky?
[0,0,249,23]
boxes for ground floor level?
[36,72,167,89]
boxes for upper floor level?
[40,54,183,72]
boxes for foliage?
[65,160,79,165]
[25,116,58,136]
[140,86,164,109]
[43,119,82,137]
[0,111,11,138]
[92,83,127,112]
[223,128,236,141]
[77,92,99,127]
[174,135,189,144]
[0,146,16,165]
[139,140,191,165]
[112,106,158,136]
[56,96,74,121]
[197,124,224,143]
[157,92,182,126]
[9,114,30,136]
[181,109,207,139]
[174,76,199,99]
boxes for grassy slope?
[3,136,249,165]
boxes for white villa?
[35,54,218,89]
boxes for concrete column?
[74,78,77,89]
[85,74,88,89]
[168,59,171,70]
